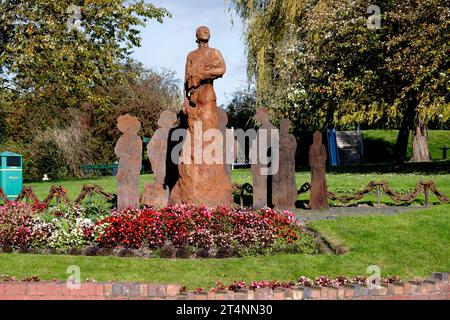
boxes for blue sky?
[131,0,248,105]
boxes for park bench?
[81,164,118,177]
[81,164,146,177]
[232,161,250,169]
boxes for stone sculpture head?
[280,119,291,133]
[157,110,177,129]
[313,130,322,144]
[196,26,210,44]
[117,114,141,135]
[254,108,270,127]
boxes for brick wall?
[0,272,448,300]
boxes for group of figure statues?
[114,26,329,212]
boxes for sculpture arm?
[201,49,226,80]
[183,57,192,111]
[114,137,125,158]
[147,132,163,161]
[147,140,158,162]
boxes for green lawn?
[25,169,450,207]
[0,205,448,288]
[1,168,449,288]
[362,129,450,162]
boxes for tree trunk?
[394,97,417,164]
[411,121,431,162]
[394,112,411,164]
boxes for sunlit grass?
[0,205,448,288]
[23,169,450,207]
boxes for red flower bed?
[0,202,35,249]
[94,208,166,249]
[95,205,302,250]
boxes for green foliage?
[227,0,308,101]
[234,237,318,257]
[224,88,257,130]
[362,130,450,162]
[0,1,176,180]
[88,62,181,164]
[229,0,450,131]
[83,203,110,219]
[26,138,70,181]
[1,0,170,107]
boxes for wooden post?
[425,185,429,208]
[88,191,92,207]
[376,184,381,208]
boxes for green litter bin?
[0,151,23,200]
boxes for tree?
[227,0,309,106]
[225,87,257,130]
[381,0,449,162]
[0,0,169,109]
[0,1,175,180]
[87,62,182,164]
[228,0,450,163]
[3,62,181,180]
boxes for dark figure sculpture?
[251,108,276,208]
[272,119,297,210]
[141,110,177,208]
[147,110,177,185]
[309,131,329,210]
[115,115,142,210]
[217,107,237,183]
[169,26,233,206]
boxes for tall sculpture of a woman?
[169,26,232,205]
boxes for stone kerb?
[0,273,448,300]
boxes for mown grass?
[0,205,448,288]
[2,152,449,288]
[362,129,450,162]
[24,169,450,207]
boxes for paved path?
[293,206,424,222]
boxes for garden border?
[0,272,448,300]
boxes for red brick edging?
[0,273,448,300]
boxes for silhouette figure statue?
[141,110,177,208]
[309,131,329,210]
[272,119,297,210]
[251,107,276,208]
[115,114,142,210]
